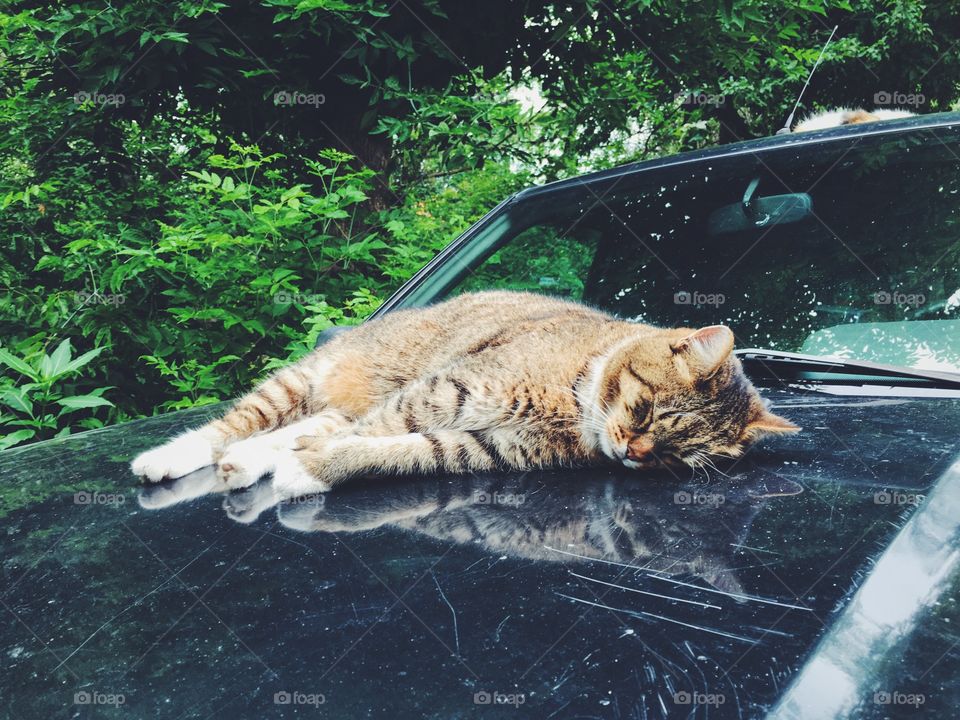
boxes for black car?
[3,112,960,719]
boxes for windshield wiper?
[736,349,960,392]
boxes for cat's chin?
[621,456,685,471]
[622,458,663,470]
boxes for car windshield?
[399,125,960,375]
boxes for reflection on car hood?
[1,388,959,719]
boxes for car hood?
[2,387,960,719]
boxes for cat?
[131,290,799,499]
[792,107,914,132]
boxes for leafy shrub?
[1,115,519,446]
[0,340,113,449]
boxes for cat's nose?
[626,435,656,462]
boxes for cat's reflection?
[139,466,801,595]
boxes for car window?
[404,126,960,374]
[453,224,598,299]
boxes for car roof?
[514,110,960,200]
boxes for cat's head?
[589,325,799,469]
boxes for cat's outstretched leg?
[216,411,349,489]
[271,428,518,497]
[269,375,537,496]
[131,360,324,482]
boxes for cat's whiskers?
[698,454,731,479]
[682,448,734,482]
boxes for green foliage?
[458,225,596,299]
[0,339,114,449]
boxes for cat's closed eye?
[629,402,653,428]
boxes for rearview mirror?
[708,176,813,235]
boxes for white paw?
[217,441,277,490]
[131,430,215,482]
[271,451,331,499]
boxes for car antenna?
[775,24,839,135]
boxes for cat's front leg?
[130,427,222,483]
[270,429,507,498]
[131,359,322,483]
[215,411,350,489]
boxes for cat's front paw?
[131,430,215,482]
[216,442,275,490]
[271,450,333,499]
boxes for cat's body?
[132,291,797,498]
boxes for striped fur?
[131,291,798,495]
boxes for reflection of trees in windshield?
[452,130,960,372]
[455,224,596,298]
[802,320,960,371]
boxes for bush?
[0,109,525,447]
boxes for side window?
[452,224,599,299]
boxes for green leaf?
[0,429,36,451]
[45,339,73,379]
[62,346,105,375]
[0,348,39,381]
[1,389,34,417]
[56,395,115,410]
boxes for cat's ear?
[671,325,735,379]
[745,411,801,439]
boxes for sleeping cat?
[131,291,798,498]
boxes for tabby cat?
[131,291,798,498]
